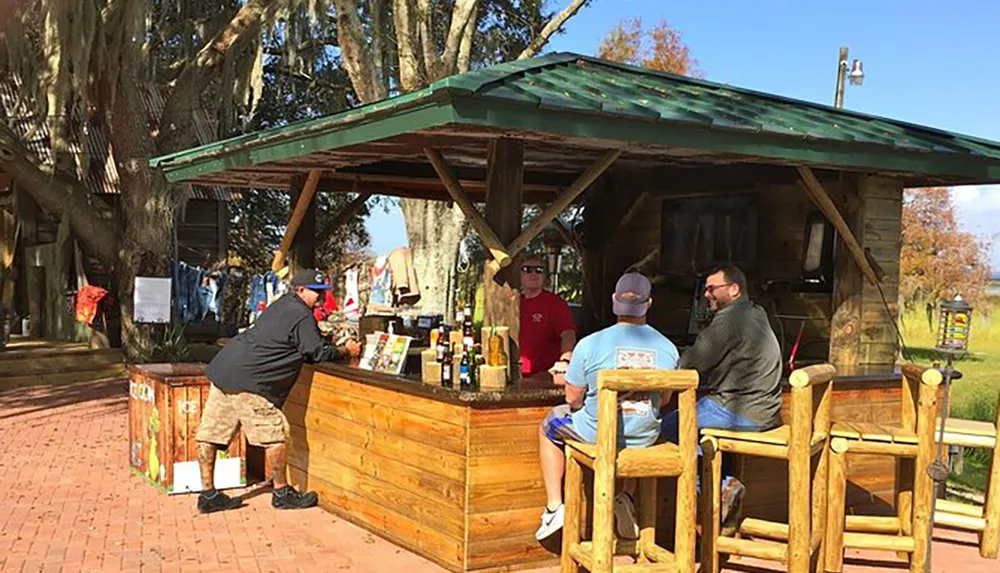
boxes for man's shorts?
[542,404,586,447]
[195,385,289,447]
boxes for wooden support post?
[701,436,722,573]
[828,175,863,373]
[424,148,512,268]
[592,385,619,573]
[788,384,812,573]
[561,449,583,573]
[483,139,523,380]
[910,368,943,573]
[288,173,317,272]
[980,392,1000,558]
[498,149,621,270]
[675,386,697,573]
[217,200,229,262]
[796,167,881,286]
[271,170,321,272]
[825,438,849,573]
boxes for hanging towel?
[75,285,108,326]
[387,247,420,306]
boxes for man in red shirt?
[519,257,576,377]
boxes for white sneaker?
[614,492,640,540]
[535,504,565,540]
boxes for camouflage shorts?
[195,384,289,447]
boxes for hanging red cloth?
[313,289,338,322]
[75,285,108,326]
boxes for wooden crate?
[127,363,249,494]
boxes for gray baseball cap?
[612,272,652,317]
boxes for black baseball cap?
[290,268,332,290]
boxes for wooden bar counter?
[284,363,911,573]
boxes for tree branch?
[0,121,120,265]
[416,0,444,81]
[441,0,477,75]
[157,0,275,155]
[517,0,589,60]
[335,0,387,102]
[265,65,350,92]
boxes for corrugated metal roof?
[150,52,1000,187]
[1,78,233,201]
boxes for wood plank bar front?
[285,365,915,572]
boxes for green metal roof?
[151,52,1000,185]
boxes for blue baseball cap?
[290,268,332,290]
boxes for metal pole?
[834,46,849,108]
[925,357,956,573]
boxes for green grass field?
[900,302,999,493]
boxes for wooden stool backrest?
[788,363,837,447]
[595,369,700,456]
[900,363,944,445]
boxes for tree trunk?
[110,50,179,362]
[400,199,465,317]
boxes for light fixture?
[848,59,865,86]
[936,295,973,353]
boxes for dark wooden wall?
[583,179,839,365]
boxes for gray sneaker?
[614,492,640,539]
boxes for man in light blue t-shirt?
[535,273,679,541]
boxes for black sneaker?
[720,477,746,535]
[272,485,319,510]
[197,489,243,514]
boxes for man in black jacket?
[194,268,361,514]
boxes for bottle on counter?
[430,327,440,353]
[442,342,454,388]
[459,350,471,390]
[435,326,446,362]
[462,306,475,349]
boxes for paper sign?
[171,458,243,494]
[134,277,172,323]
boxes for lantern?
[935,296,973,353]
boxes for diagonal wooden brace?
[796,166,881,286]
[488,149,621,272]
[424,148,512,269]
[271,169,321,272]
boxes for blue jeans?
[661,397,764,488]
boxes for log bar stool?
[934,392,1000,559]
[700,363,837,573]
[824,363,942,573]
[561,369,700,573]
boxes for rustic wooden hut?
[150,54,1000,572]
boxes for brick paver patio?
[1,378,994,572]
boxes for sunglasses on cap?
[521,265,546,274]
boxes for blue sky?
[366,0,1000,264]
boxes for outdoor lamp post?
[834,46,865,108]
[924,295,974,572]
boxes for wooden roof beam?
[796,166,881,286]
[424,148,512,269]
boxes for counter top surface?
[309,362,564,407]
[307,362,905,407]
